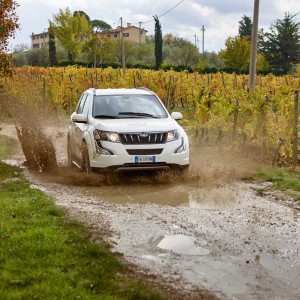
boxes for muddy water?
[1,124,300,300]
[76,144,260,207]
[81,178,240,207]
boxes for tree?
[256,53,270,73]
[91,20,112,31]
[50,7,91,62]
[134,43,154,65]
[13,43,29,53]
[259,12,300,73]
[163,33,175,46]
[166,40,199,67]
[219,36,251,73]
[113,39,138,64]
[194,52,224,71]
[239,15,252,39]
[73,11,111,31]
[26,47,49,66]
[73,10,90,22]
[48,22,57,66]
[83,36,114,65]
[0,0,19,77]
[153,15,162,69]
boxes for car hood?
[90,117,179,133]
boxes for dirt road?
[1,124,299,300]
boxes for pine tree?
[239,15,252,39]
[259,13,300,74]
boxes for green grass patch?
[0,135,17,160]
[250,167,300,192]
[0,164,162,299]
[0,136,162,299]
[0,135,21,181]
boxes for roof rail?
[137,87,151,92]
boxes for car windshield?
[92,94,168,119]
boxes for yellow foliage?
[1,66,300,162]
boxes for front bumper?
[89,138,189,171]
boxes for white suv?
[67,88,189,172]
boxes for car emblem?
[140,132,148,138]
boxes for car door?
[72,93,89,159]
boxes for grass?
[0,135,17,161]
[251,167,300,192]
[0,135,163,299]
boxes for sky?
[9,0,300,53]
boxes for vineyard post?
[42,77,46,115]
[292,90,299,166]
[221,72,225,86]
[232,98,239,141]
[262,95,268,158]
[233,73,237,88]
[91,74,94,88]
[166,75,172,110]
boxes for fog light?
[95,141,114,155]
[99,148,113,155]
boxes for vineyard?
[1,66,299,164]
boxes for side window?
[75,94,84,113]
[76,94,88,114]
[82,95,90,117]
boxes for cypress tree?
[49,23,57,66]
[153,15,162,69]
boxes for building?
[30,31,50,49]
[99,23,147,44]
[30,22,147,48]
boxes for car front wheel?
[81,142,91,173]
[67,137,74,168]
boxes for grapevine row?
[1,66,299,164]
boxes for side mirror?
[171,112,183,120]
[71,113,87,123]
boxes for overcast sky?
[10,0,300,52]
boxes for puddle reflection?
[157,234,210,255]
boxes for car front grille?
[126,149,163,155]
[119,132,167,145]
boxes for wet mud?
[1,123,300,300]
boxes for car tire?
[81,142,91,173]
[67,136,74,168]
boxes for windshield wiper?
[94,114,119,119]
[118,112,159,118]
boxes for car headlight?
[167,129,180,142]
[94,130,120,143]
[175,138,186,153]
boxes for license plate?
[134,156,156,163]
